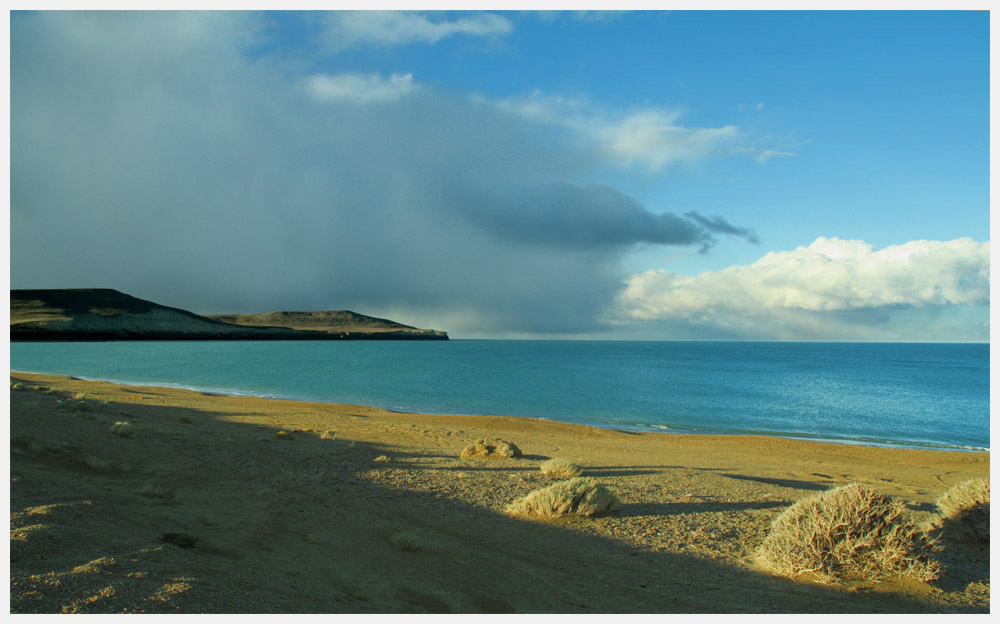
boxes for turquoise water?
[10,340,989,452]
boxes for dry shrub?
[459,437,522,460]
[391,530,420,552]
[320,430,337,440]
[65,399,94,413]
[755,483,941,584]
[85,456,113,474]
[108,421,136,438]
[138,483,170,499]
[540,458,583,478]
[935,478,989,541]
[506,477,621,518]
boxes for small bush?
[373,455,390,462]
[540,458,583,478]
[320,430,337,440]
[65,399,94,413]
[506,477,621,518]
[391,530,420,552]
[274,431,294,440]
[138,483,170,499]
[459,437,522,460]
[755,483,941,584]
[10,382,25,390]
[85,456,113,474]
[108,421,136,438]
[935,478,989,541]
[178,416,194,424]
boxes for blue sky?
[9,10,990,340]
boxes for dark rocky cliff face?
[10,289,448,341]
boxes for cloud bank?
[10,11,757,336]
[618,237,989,341]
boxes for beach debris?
[161,532,198,549]
[459,437,522,460]
[108,421,136,438]
[933,478,989,541]
[754,482,941,584]
[539,458,584,478]
[506,477,621,518]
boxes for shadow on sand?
[9,376,983,614]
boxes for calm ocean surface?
[10,340,989,452]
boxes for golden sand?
[9,372,989,613]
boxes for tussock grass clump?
[273,430,294,440]
[26,440,67,455]
[459,437,522,460]
[65,399,94,413]
[10,381,25,390]
[138,482,170,499]
[391,530,420,552]
[755,483,941,584]
[540,458,583,478]
[506,477,621,518]
[935,478,989,541]
[320,430,337,440]
[85,456,113,474]
[108,421,136,438]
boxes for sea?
[9,340,990,453]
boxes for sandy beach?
[9,372,990,613]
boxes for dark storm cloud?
[683,212,761,248]
[450,178,757,250]
[10,11,753,336]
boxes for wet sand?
[9,372,990,613]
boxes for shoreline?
[10,372,990,613]
[10,368,989,454]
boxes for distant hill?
[10,289,448,341]
[206,310,422,334]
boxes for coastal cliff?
[9,289,448,341]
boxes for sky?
[8,9,991,341]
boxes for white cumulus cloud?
[322,11,512,50]
[600,111,739,171]
[495,93,740,172]
[618,237,989,340]
[306,72,417,103]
